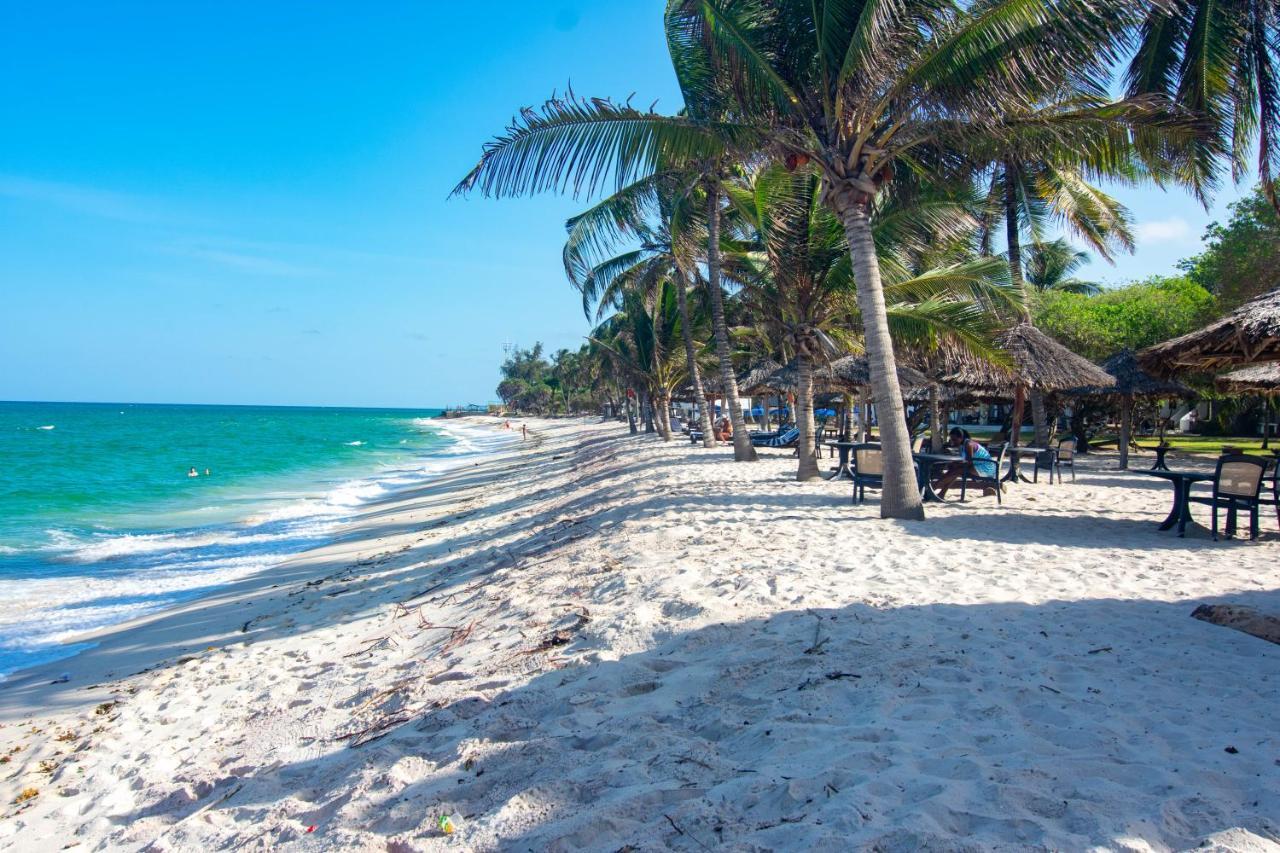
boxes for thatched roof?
[1216,362,1280,395]
[1070,349,1194,398]
[736,358,786,394]
[906,338,1014,394]
[984,323,1115,392]
[678,359,779,398]
[903,384,1009,405]
[1138,286,1280,375]
[760,355,928,395]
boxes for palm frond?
[453,92,760,199]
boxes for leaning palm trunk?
[675,269,715,448]
[626,392,638,434]
[833,195,924,519]
[795,353,820,480]
[705,179,757,461]
[657,393,674,440]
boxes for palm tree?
[589,278,691,440]
[1127,0,1280,209]
[726,164,1018,480]
[452,0,1159,517]
[970,101,1140,447]
[662,0,1161,517]
[564,171,718,447]
[1024,239,1102,294]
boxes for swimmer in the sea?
[188,467,199,478]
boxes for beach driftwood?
[1191,604,1280,645]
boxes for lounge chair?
[1187,454,1269,540]
[753,426,800,448]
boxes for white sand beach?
[1,416,1277,851]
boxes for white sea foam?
[37,425,55,430]
[344,440,365,446]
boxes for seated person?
[934,427,997,498]
[713,415,733,442]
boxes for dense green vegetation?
[1180,186,1280,310]
[1034,275,1218,361]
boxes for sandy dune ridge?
[0,417,1277,851]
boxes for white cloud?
[1134,217,1194,244]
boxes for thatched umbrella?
[1216,362,1280,449]
[904,339,1017,450]
[737,358,787,395]
[1072,350,1195,468]
[1138,286,1280,375]
[731,358,786,429]
[758,355,927,441]
[942,324,1115,477]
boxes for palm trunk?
[929,385,943,452]
[834,195,924,519]
[1119,393,1132,469]
[626,393,638,434]
[795,353,820,480]
[675,269,715,448]
[705,177,757,462]
[1003,162,1049,451]
[642,390,655,434]
[842,393,854,441]
[657,392,673,441]
[1008,385,1026,477]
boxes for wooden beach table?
[1143,469,1214,536]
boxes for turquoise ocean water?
[0,402,509,678]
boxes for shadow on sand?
[127,591,1280,850]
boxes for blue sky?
[0,2,1254,407]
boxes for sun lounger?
[752,426,800,448]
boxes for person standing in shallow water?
[521,424,527,440]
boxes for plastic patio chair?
[1187,454,1269,540]
[958,442,1009,505]
[852,446,884,504]
[1054,438,1077,483]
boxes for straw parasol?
[760,355,928,395]
[753,355,929,442]
[1072,350,1194,469]
[936,324,1115,476]
[1138,286,1280,375]
[736,358,787,395]
[992,324,1116,391]
[1215,361,1280,394]
[1215,362,1280,449]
